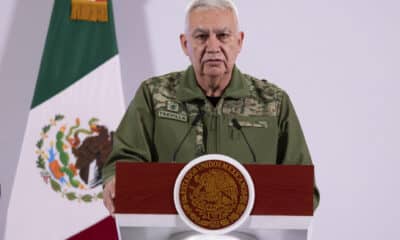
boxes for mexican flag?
[5,0,124,239]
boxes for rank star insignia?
[167,101,180,112]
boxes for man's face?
[180,8,244,80]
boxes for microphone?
[172,107,205,162]
[231,118,257,163]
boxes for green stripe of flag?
[31,0,118,108]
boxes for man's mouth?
[203,59,223,64]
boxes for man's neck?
[196,73,232,97]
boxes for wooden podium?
[114,162,314,240]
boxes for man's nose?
[206,34,220,52]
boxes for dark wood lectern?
[114,162,314,240]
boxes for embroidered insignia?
[158,110,187,122]
[35,114,113,203]
[167,101,180,112]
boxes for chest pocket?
[228,118,268,128]
[224,116,278,164]
[228,116,272,140]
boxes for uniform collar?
[176,65,251,102]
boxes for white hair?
[184,0,240,32]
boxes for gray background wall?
[1,0,399,239]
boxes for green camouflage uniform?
[102,65,320,209]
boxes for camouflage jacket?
[102,65,319,208]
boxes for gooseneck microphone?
[231,118,257,163]
[172,109,205,163]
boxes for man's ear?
[237,31,244,52]
[180,34,189,56]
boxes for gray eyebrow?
[214,28,232,34]
[192,27,232,36]
[192,28,210,36]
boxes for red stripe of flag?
[67,216,118,240]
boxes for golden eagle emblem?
[179,160,249,230]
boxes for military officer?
[103,0,319,214]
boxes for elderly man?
[103,0,319,214]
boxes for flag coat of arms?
[5,0,124,239]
